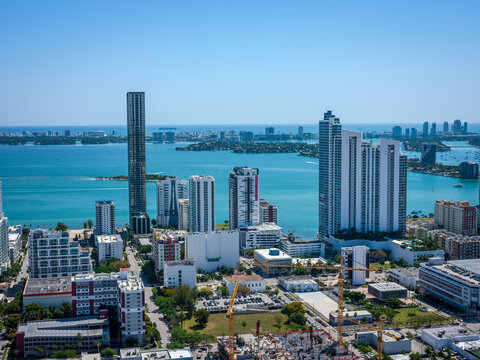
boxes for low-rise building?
[419,258,480,311]
[239,223,283,254]
[368,282,408,300]
[355,330,411,355]
[72,269,145,346]
[450,340,480,360]
[429,229,480,260]
[23,277,72,310]
[259,199,278,225]
[421,326,479,351]
[329,310,372,325]
[223,274,266,294]
[279,238,322,257]
[390,239,445,265]
[152,231,181,272]
[120,347,193,360]
[254,248,292,276]
[8,225,22,264]
[186,231,239,273]
[278,275,318,292]
[16,316,110,357]
[28,229,92,278]
[388,267,419,290]
[96,234,123,261]
[164,259,196,288]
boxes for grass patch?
[216,224,229,231]
[391,308,449,327]
[369,263,390,271]
[184,312,302,336]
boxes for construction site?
[217,327,358,360]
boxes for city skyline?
[1,1,479,126]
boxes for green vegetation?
[183,312,292,336]
[94,258,130,273]
[168,327,216,349]
[0,261,22,282]
[193,309,210,329]
[144,314,160,347]
[138,244,152,254]
[408,158,459,176]
[141,260,157,284]
[281,302,308,330]
[343,291,366,305]
[55,222,68,231]
[152,286,198,328]
[51,350,81,358]
[96,174,170,182]
[100,348,117,357]
[390,308,448,327]
[402,140,450,152]
[81,136,126,145]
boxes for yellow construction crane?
[344,314,399,360]
[226,278,240,360]
[254,255,377,345]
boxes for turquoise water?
[1,142,479,239]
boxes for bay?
[1,142,479,239]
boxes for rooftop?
[254,248,292,260]
[422,326,479,340]
[164,259,196,268]
[368,282,407,292]
[24,277,72,296]
[423,259,480,285]
[18,316,108,338]
[388,267,419,277]
[278,275,316,284]
[96,234,122,243]
[239,223,283,232]
[223,274,264,283]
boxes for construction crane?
[254,255,377,345]
[226,278,240,360]
[343,314,399,360]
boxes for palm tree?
[242,321,247,334]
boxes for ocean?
[1,137,479,239]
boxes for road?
[126,246,171,347]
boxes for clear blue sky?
[1,0,479,126]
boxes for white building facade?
[186,231,239,273]
[156,177,188,228]
[0,181,9,272]
[163,259,197,288]
[188,175,215,233]
[96,234,123,261]
[177,198,189,231]
[228,167,260,230]
[223,274,266,294]
[8,225,22,265]
[341,245,370,285]
[239,223,283,254]
[28,229,92,278]
[95,200,116,235]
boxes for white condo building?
[341,245,370,285]
[156,177,188,228]
[28,229,93,278]
[186,231,239,273]
[188,175,215,233]
[319,112,407,238]
[8,225,22,265]
[95,200,115,235]
[0,181,9,272]
[164,259,197,288]
[96,234,123,261]
[177,198,189,231]
[229,167,260,230]
[239,223,283,254]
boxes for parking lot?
[196,293,284,313]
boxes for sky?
[0,0,479,126]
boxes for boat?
[453,183,464,188]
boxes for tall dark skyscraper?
[127,92,149,234]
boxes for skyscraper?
[443,121,449,133]
[298,126,304,140]
[421,143,436,164]
[0,181,8,271]
[405,128,410,139]
[156,177,188,228]
[318,111,342,237]
[95,200,116,235]
[392,126,402,138]
[411,128,418,138]
[340,131,407,233]
[189,175,215,233]
[423,121,429,136]
[127,92,149,234]
[229,167,260,230]
[430,122,437,136]
[453,119,462,135]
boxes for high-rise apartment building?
[298,126,304,139]
[0,181,8,271]
[453,119,462,135]
[127,92,149,234]
[28,229,92,278]
[229,167,260,230]
[430,123,437,136]
[95,200,115,235]
[411,128,418,138]
[443,121,449,133]
[96,234,123,261]
[152,231,181,271]
[392,126,402,138]
[259,199,278,224]
[265,127,275,135]
[156,177,188,228]
[421,143,436,164]
[318,111,342,237]
[405,128,410,139]
[463,122,468,135]
[423,121,429,136]
[434,200,477,236]
[177,198,189,231]
[341,246,370,285]
[340,132,407,234]
[188,175,215,233]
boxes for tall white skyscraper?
[341,246,370,285]
[188,175,215,233]
[0,181,8,271]
[229,167,260,230]
[95,200,116,235]
[318,111,342,237]
[156,177,188,228]
[320,112,407,238]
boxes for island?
[96,174,171,182]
